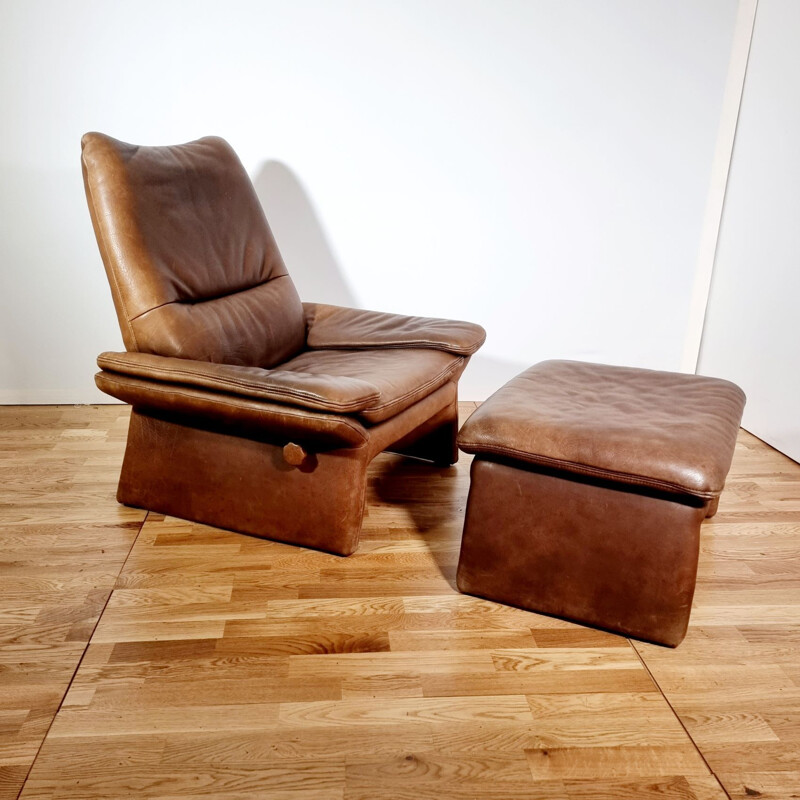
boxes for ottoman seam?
[459,442,717,500]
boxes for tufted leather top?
[81,132,306,367]
[458,360,746,499]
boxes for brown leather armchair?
[81,133,485,555]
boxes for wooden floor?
[1,404,798,800]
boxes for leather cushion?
[129,276,306,368]
[95,371,369,449]
[304,303,486,357]
[279,348,466,424]
[97,351,381,414]
[457,360,746,499]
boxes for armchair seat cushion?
[97,351,381,415]
[279,348,466,424]
[97,348,466,427]
[95,369,370,449]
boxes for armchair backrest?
[81,133,306,367]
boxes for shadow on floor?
[371,453,464,589]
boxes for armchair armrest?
[97,351,381,415]
[303,303,486,356]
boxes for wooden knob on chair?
[283,442,308,467]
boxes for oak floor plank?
[633,430,800,800]
[525,744,711,780]
[2,406,798,799]
[0,405,144,800]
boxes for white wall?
[699,0,800,462]
[0,0,737,403]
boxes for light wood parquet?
[633,430,800,799]
[0,406,144,799]
[0,404,798,799]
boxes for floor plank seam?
[3,411,796,799]
[14,509,151,800]
[629,637,732,800]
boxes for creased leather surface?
[458,360,745,498]
[95,371,369,449]
[367,382,458,460]
[119,411,370,555]
[279,348,465,424]
[81,132,306,366]
[304,303,486,357]
[97,351,381,414]
[130,276,305,367]
[457,458,705,647]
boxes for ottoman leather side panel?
[456,458,709,647]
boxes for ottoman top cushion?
[458,360,746,499]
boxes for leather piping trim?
[309,336,485,357]
[129,298,179,323]
[96,373,369,445]
[98,356,380,413]
[458,441,719,500]
[81,156,139,350]
[357,358,465,422]
[182,274,285,306]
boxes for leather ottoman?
[456,360,746,647]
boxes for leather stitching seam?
[83,163,139,350]
[97,375,369,444]
[359,359,463,420]
[99,357,380,412]
[309,338,484,356]
[459,442,718,500]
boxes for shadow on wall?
[252,160,528,402]
[252,161,359,308]
[458,353,531,401]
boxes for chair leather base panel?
[384,399,459,466]
[456,458,709,647]
[116,383,460,556]
[118,411,368,555]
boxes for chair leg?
[117,410,369,555]
[385,395,459,466]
